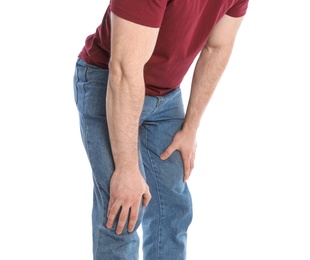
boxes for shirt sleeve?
[110,0,169,28]
[226,0,249,17]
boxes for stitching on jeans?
[81,66,101,257]
[74,62,80,105]
[145,127,163,260]
[84,120,105,259]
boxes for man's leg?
[73,59,142,260]
[139,89,193,260]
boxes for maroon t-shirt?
[78,0,249,96]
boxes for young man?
[73,0,249,259]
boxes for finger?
[115,206,130,235]
[182,156,191,182]
[190,155,195,171]
[106,201,122,229]
[127,205,139,233]
[107,198,114,218]
[160,144,176,160]
[142,188,152,206]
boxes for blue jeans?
[73,58,193,260]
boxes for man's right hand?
[106,168,151,235]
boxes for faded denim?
[73,58,192,260]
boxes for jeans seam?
[74,62,80,105]
[84,117,101,257]
[145,129,163,260]
[80,66,101,255]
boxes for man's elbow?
[108,59,144,84]
[204,38,235,54]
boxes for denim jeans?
[73,58,193,260]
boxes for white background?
[0,0,309,259]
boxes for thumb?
[160,144,175,160]
[142,187,152,206]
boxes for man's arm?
[106,13,159,234]
[161,15,245,181]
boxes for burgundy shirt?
[78,0,249,96]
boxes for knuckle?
[130,213,138,221]
[109,208,119,216]
[119,215,127,223]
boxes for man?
[73,0,249,259]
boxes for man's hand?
[161,15,245,181]
[160,129,197,182]
[106,169,151,235]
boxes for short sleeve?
[226,0,249,17]
[110,0,169,28]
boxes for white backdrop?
[0,0,309,259]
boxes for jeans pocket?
[73,59,109,116]
[73,59,82,106]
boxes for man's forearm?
[106,68,145,171]
[183,44,234,133]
